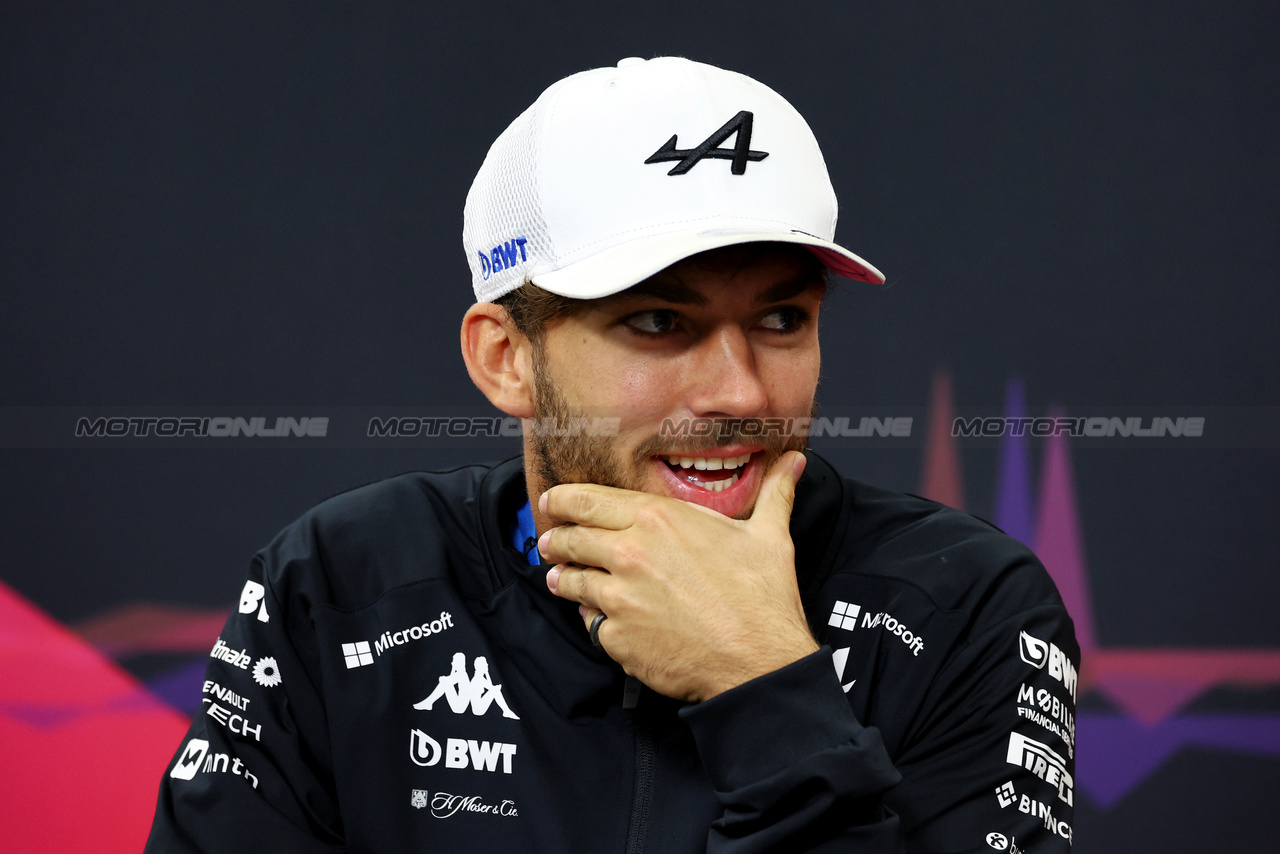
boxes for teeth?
[690,472,741,493]
[666,453,752,471]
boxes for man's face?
[527,248,823,520]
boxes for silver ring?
[588,613,607,648]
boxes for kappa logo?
[830,647,856,693]
[645,110,769,176]
[238,580,269,623]
[414,653,520,720]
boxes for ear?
[460,303,536,418]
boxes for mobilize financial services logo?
[342,611,455,669]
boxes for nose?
[686,325,769,418]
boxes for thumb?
[751,450,806,529]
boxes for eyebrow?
[753,275,826,305]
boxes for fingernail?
[537,529,551,558]
[546,566,561,592]
[578,604,588,619]
[538,492,548,514]
[792,452,807,481]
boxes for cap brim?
[531,230,885,299]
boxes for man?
[147,57,1078,852]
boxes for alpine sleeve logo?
[645,110,768,175]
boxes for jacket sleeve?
[886,604,1077,853]
[144,553,345,853]
[680,651,908,853]
[678,602,1078,853]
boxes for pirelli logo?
[1006,731,1074,806]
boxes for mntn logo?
[411,729,516,774]
[170,738,209,780]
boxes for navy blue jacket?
[146,452,1078,852]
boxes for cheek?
[764,348,820,409]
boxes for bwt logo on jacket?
[477,236,528,280]
[1017,631,1078,702]
[410,730,517,774]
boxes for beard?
[528,347,811,519]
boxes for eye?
[624,309,679,335]
[758,306,806,332]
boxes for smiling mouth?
[661,452,753,493]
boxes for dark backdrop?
[3,2,1278,851]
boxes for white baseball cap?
[463,56,884,302]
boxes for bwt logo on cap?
[477,236,528,281]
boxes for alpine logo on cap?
[645,110,768,176]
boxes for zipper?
[625,708,656,854]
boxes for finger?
[749,450,806,530]
[537,523,619,570]
[545,563,611,610]
[539,483,642,530]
